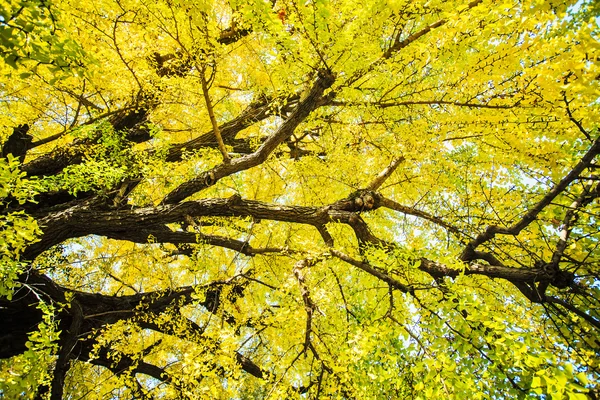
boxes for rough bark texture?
[2,4,599,398]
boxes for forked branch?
[462,137,600,261]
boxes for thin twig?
[200,66,230,163]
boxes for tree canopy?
[1,0,599,398]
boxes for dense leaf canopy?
[1,0,599,398]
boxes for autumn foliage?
[1,0,599,398]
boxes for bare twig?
[563,91,592,141]
[200,65,230,163]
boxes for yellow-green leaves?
[0,156,40,298]
[2,0,600,398]
[0,302,59,399]
[0,0,86,75]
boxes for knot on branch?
[334,190,381,213]
[227,193,242,205]
[353,192,378,210]
[316,68,336,89]
[203,170,216,187]
[552,270,575,289]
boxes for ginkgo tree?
[1,0,599,398]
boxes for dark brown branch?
[332,249,579,302]
[78,343,172,384]
[163,94,293,162]
[161,69,335,204]
[316,225,334,247]
[27,195,326,258]
[49,301,83,400]
[419,258,558,285]
[28,107,140,149]
[547,296,600,330]
[236,352,265,379]
[217,26,251,45]
[1,270,245,361]
[19,95,291,214]
[379,196,463,236]
[22,93,296,214]
[330,249,413,293]
[23,102,153,177]
[383,0,483,58]
[166,95,298,162]
[27,191,391,260]
[563,91,592,141]
[138,315,267,379]
[331,210,391,248]
[105,225,288,257]
[329,99,514,109]
[549,183,599,271]
[1,124,32,163]
[462,137,600,261]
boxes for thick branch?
[161,70,335,204]
[105,225,288,257]
[78,343,172,384]
[50,301,83,400]
[22,104,152,177]
[332,250,579,303]
[419,258,560,284]
[26,191,395,260]
[1,271,244,361]
[27,195,330,258]
[163,94,295,162]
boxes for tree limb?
[462,137,600,261]
[161,69,335,204]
